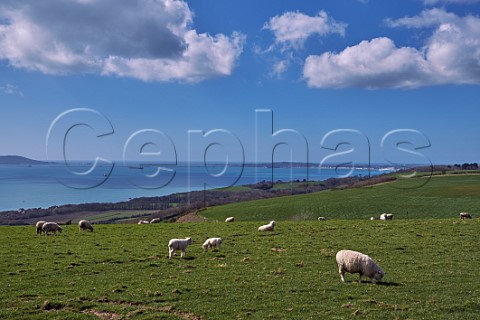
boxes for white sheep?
[318,217,326,221]
[225,217,235,223]
[42,222,63,236]
[150,218,161,224]
[380,213,393,220]
[336,249,384,284]
[460,212,472,219]
[258,220,276,231]
[168,237,192,259]
[202,237,223,251]
[138,219,150,224]
[36,220,46,235]
[78,220,94,232]
[370,217,375,220]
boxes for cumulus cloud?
[303,9,480,89]
[0,0,245,82]
[261,10,346,77]
[264,11,346,51]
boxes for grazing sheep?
[78,220,94,232]
[150,218,161,224]
[336,249,384,284]
[258,220,276,232]
[380,213,393,220]
[460,212,472,219]
[202,237,223,251]
[36,221,46,235]
[138,219,149,224]
[42,222,63,236]
[168,237,192,259]
[318,217,326,221]
[225,217,235,223]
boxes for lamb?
[42,222,63,236]
[336,249,384,284]
[138,219,149,224]
[202,237,223,251]
[168,237,192,259]
[460,212,472,219]
[380,213,393,220]
[78,220,94,232]
[225,217,235,223]
[258,220,276,231]
[36,221,46,235]
[318,217,326,221]
[150,218,161,224]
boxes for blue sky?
[0,0,479,166]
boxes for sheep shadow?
[376,281,402,287]
[166,256,196,261]
[346,281,401,286]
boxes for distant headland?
[0,155,50,165]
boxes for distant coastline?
[0,162,477,225]
[0,156,405,170]
[0,155,50,165]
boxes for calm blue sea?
[0,162,394,211]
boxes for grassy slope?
[201,175,480,221]
[2,175,480,319]
[1,219,479,319]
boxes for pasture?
[202,174,480,221]
[1,218,479,319]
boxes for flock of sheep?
[166,218,276,259]
[35,219,93,235]
[138,218,161,224]
[164,217,384,284]
[166,217,385,283]
[35,211,474,284]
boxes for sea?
[0,162,396,211]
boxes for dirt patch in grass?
[87,298,204,320]
[176,212,206,223]
[40,300,67,311]
[84,310,121,320]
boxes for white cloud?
[304,38,431,89]
[424,0,480,4]
[263,11,347,51]
[261,11,346,77]
[303,9,480,89]
[0,83,23,96]
[385,8,459,28]
[269,59,290,78]
[0,0,245,82]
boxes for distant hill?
[0,155,49,165]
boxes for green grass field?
[1,175,480,319]
[1,219,479,319]
[83,210,158,223]
[202,175,480,221]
